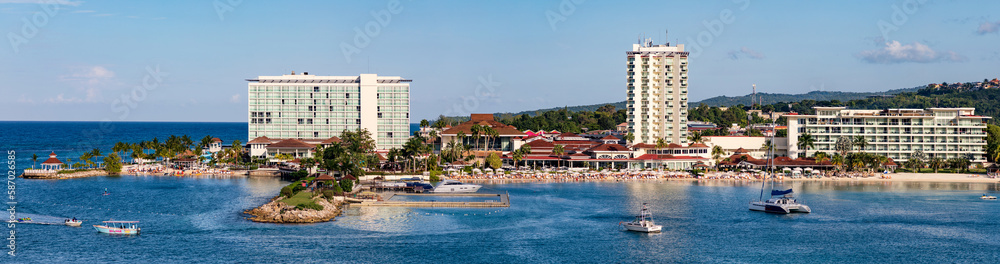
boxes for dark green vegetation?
[694,87,921,107]
[500,105,627,133]
[758,88,1000,125]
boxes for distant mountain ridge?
[693,87,923,107]
[486,86,923,117]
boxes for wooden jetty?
[359,193,509,208]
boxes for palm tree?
[655,138,667,159]
[79,153,93,169]
[711,145,724,165]
[624,132,635,146]
[90,148,103,168]
[929,157,944,173]
[853,136,868,152]
[831,154,844,171]
[762,139,774,153]
[488,127,499,152]
[232,139,243,153]
[552,144,565,169]
[470,125,482,151]
[512,145,531,170]
[192,147,204,163]
[797,133,815,158]
[687,131,704,144]
[31,153,38,169]
[200,135,213,149]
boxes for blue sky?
[2,0,999,122]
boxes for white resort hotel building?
[626,38,689,145]
[786,107,991,162]
[247,72,411,151]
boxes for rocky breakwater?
[21,169,108,179]
[244,196,345,223]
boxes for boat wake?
[7,213,77,225]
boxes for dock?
[359,193,509,208]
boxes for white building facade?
[786,107,991,162]
[626,39,689,145]
[247,72,411,150]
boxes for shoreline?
[244,196,344,224]
[453,172,1000,184]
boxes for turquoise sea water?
[4,122,1000,263]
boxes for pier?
[359,193,510,208]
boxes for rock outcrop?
[244,196,344,223]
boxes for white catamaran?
[748,121,811,214]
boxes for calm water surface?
[9,178,1000,263]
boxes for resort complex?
[785,107,991,162]
[626,38,690,145]
[247,72,411,150]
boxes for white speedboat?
[749,189,812,214]
[622,203,662,233]
[981,194,997,200]
[431,180,481,193]
[65,218,83,227]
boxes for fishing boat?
[93,221,140,235]
[981,194,997,200]
[64,218,83,227]
[621,203,662,233]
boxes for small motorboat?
[93,221,140,235]
[65,218,83,227]
[621,203,662,233]
[981,194,997,200]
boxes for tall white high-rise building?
[247,72,411,150]
[626,39,689,144]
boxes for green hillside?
[460,87,921,119]
[693,87,922,107]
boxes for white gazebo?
[40,152,64,170]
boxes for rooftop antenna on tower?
[665,29,669,46]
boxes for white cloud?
[728,47,765,60]
[230,94,240,103]
[0,0,82,6]
[56,65,116,102]
[44,93,82,103]
[857,41,965,64]
[977,21,1000,35]
[17,94,34,104]
[65,65,115,85]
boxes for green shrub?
[294,202,324,211]
[280,186,294,198]
[322,190,336,199]
[429,170,442,182]
[339,179,354,193]
[332,181,344,194]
